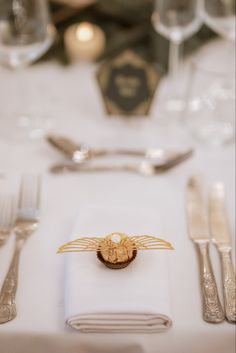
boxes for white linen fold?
[65,205,172,333]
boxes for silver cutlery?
[209,183,236,323]
[186,176,224,323]
[0,196,15,247]
[47,134,194,163]
[0,175,41,324]
[50,149,193,175]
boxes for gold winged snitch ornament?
[58,232,174,269]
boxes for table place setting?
[46,134,194,175]
[186,175,235,324]
[0,0,235,352]
[0,196,15,248]
[0,175,41,324]
[58,205,173,333]
[209,183,236,323]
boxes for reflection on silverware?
[0,196,15,247]
[47,134,193,163]
[50,149,193,175]
[209,183,236,324]
[0,175,41,324]
[186,175,224,324]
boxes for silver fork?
[0,175,41,324]
[0,196,15,247]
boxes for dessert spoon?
[47,134,193,163]
[50,149,193,175]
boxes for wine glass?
[203,0,235,71]
[0,0,56,141]
[185,58,235,145]
[152,0,202,119]
[204,0,235,42]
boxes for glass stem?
[169,40,182,79]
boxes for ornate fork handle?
[220,250,236,323]
[0,240,23,324]
[196,242,224,323]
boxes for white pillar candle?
[64,22,106,62]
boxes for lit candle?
[64,22,106,62]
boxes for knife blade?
[187,176,224,323]
[187,176,209,242]
[209,182,236,323]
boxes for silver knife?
[187,176,224,323]
[209,182,236,323]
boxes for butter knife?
[187,176,224,323]
[209,183,236,323]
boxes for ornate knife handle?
[196,242,224,323]
[0,245,21,324]
[220,250,236,323]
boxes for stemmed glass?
[203,0,235,42]
[185,59,235,145]
[184,0,236,146]
[203,0,235,70]
[0,0,56,141]
[152,0,202,118]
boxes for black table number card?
[97,50,161,116]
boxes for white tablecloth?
[0,39,235,353]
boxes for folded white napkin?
[65,205,172,333]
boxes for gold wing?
[129,236,174,250]
[57,237,103,253]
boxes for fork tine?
[10,198,15,226]
[28,176,34,209]
[0,198,7,229]
[18,176,27,209]
[35,175,41,210]
[0,197,8,230]
[6,197,16,229]
[29,175,41,209]
[0,195,15,232]
[19,175,32,209]
[18,175,41,210]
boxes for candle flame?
[76,22,95,42]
